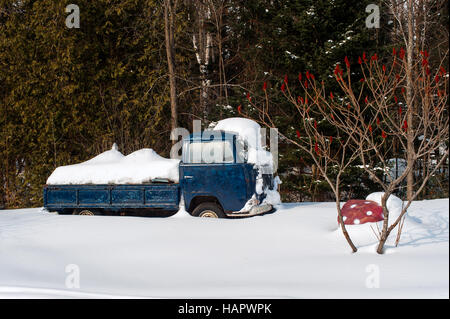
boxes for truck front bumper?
[226,203,273,217]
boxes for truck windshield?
[183,140,234,164]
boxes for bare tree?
[240,77,359,253]
[185,0,233,120]
[388,0,449,200]
[208,0,230,109]
[299,50,448,254]
[164,0,178,135]
[244,42,448,254]
[190,0,213,120]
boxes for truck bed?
[43,183,180,212]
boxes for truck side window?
[223,141,234,163]
[235,139,248,163]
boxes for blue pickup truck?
[43,130,274,218]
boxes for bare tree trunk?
[406,0,415,201]
[335,189,358,253]
[210,0,229,113]
[164,0,178,136]
[3,137,9,208]
[376,197,390,254]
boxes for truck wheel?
[192,202,226,218]
[73,209,100,216]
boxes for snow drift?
[0,198,448,298]
[47,144,180,185]
[365,192,405,225]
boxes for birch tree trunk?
[192,1,212,120]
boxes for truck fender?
[187,195,224,213]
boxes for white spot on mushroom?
[366,211,373,216]
[365,201,370,204]
[350,204,357,208]
[343,216,347,221]
[354,219,360,224]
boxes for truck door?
[180,134,256,213]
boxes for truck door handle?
[184,175,194,179]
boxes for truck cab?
[180,130,273,218]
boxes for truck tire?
[192,202,226,218]
[73,209,101,216]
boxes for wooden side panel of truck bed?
[44,184,180,211]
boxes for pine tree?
[0,0,177,207]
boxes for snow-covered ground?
[0,198,448,299]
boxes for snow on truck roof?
[213,117,264,150]
[213,117,273,167]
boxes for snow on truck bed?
[0,198,448,298]
[47,145,180,185]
